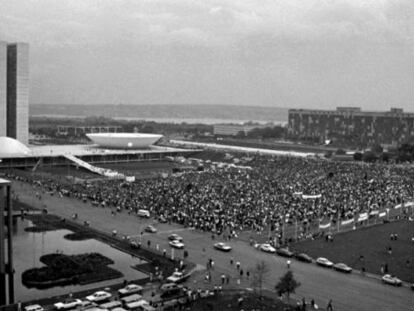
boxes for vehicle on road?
[137,209,150,218]
[316,257,334,268]
[54,299,82,310]
[99,301,122,310]
[118,284,143,296]
[169,240,185,249]
[294,253,313,263]
[276,248,294,257]
[124,299,151,310]
[213,242,232,252]
[168,234,183,241]
[86,291,112,303]
[120,294,143,305]
[333,263,352,273]
[24,305,44,311]
[382,274,402,286]
[259,243,276,253]
[144,225,157,233]
[166,271,191,283]
[129,240,140,249]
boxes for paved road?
[13,181,413,311]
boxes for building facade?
[7,43,29,145]
[288,107,414,147]
[0,42,7,137]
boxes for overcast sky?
[1,0,414,111]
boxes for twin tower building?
[0,41,29,145]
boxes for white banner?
[358,213,368,222]
[302,194,322,199]
[395,202,414,209]
[369,210,379,216]
[319,222,331,229]
[341,219,354,226]
[379,212,387,218]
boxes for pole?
[7,186,14,304]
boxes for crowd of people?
[5,153,414,242]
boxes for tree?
[275,270,300,303]
[250,260,269,297]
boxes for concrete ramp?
[64,154,125,179]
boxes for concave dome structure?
[86,133,163,149]
[0,137,31,157]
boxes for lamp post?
[0,178,14,305]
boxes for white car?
[169,240,185,249]
[85,291,112,303]
[166,271,190,283]
[382,274,402,286]
[118,284,143,296]
[54,299,82,310]
[260,244,276,253]
[24,305,44,311]
[213,242,232,252]
[316,257,334,268]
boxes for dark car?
[294,253,313,263]
[276,248,294,257]
[333,263,352,273]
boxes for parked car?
[213,242,232,252]
[129,240,140,249]
[333,263,352,273]
[85,291,112,303]
[137,209,150,218]
[316,257,334,268]
[294,253,313,263]
[166,271,191,283]
[276,248,294,257]
[118,284,143,296]
[260,243,276,253]
[24,305,44,311]
[54,299,82,310]
[381,274,402,286]
[144,225,157,233]
[169,240,185,249]
[168,234,183,241]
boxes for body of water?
[11,218,147,302]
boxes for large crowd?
[5,154,414,241]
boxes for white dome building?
[0,137,31,157]
[86,133,163,149]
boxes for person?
[327,300,333,311]
[236,261,240,270]
[287,259,291,269]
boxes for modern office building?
[288,107,414,147]
[0,41,29,145]
[0,42,7,137]
[7,43,29,145]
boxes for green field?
[291,220,414,283]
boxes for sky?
[1,0,414,111]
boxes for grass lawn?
[291,220,414,283]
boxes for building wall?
[213,124,267,136]
[0,42,6,137]
[288,108,414,147]
[7,43,29,145]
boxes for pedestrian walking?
[287,259,291,269]
[327,299,333,311]
[236,261,240,270]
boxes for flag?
[341,219,354,226]
[379,212,387,218]
[319,222,331,229]
[358,213,368,222]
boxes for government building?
[0,41,29,145]
[288,107,414,147]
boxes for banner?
[369,210,379,216]
[379,212,387,218]
[319,222,331,229]
[341,218,354,226]
[302,194,322,199]
[395,202,414,209]
[358,213,368,222]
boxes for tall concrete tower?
[7,43,29,145]
[0,42,6,137]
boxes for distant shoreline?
[31,114,287,125]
